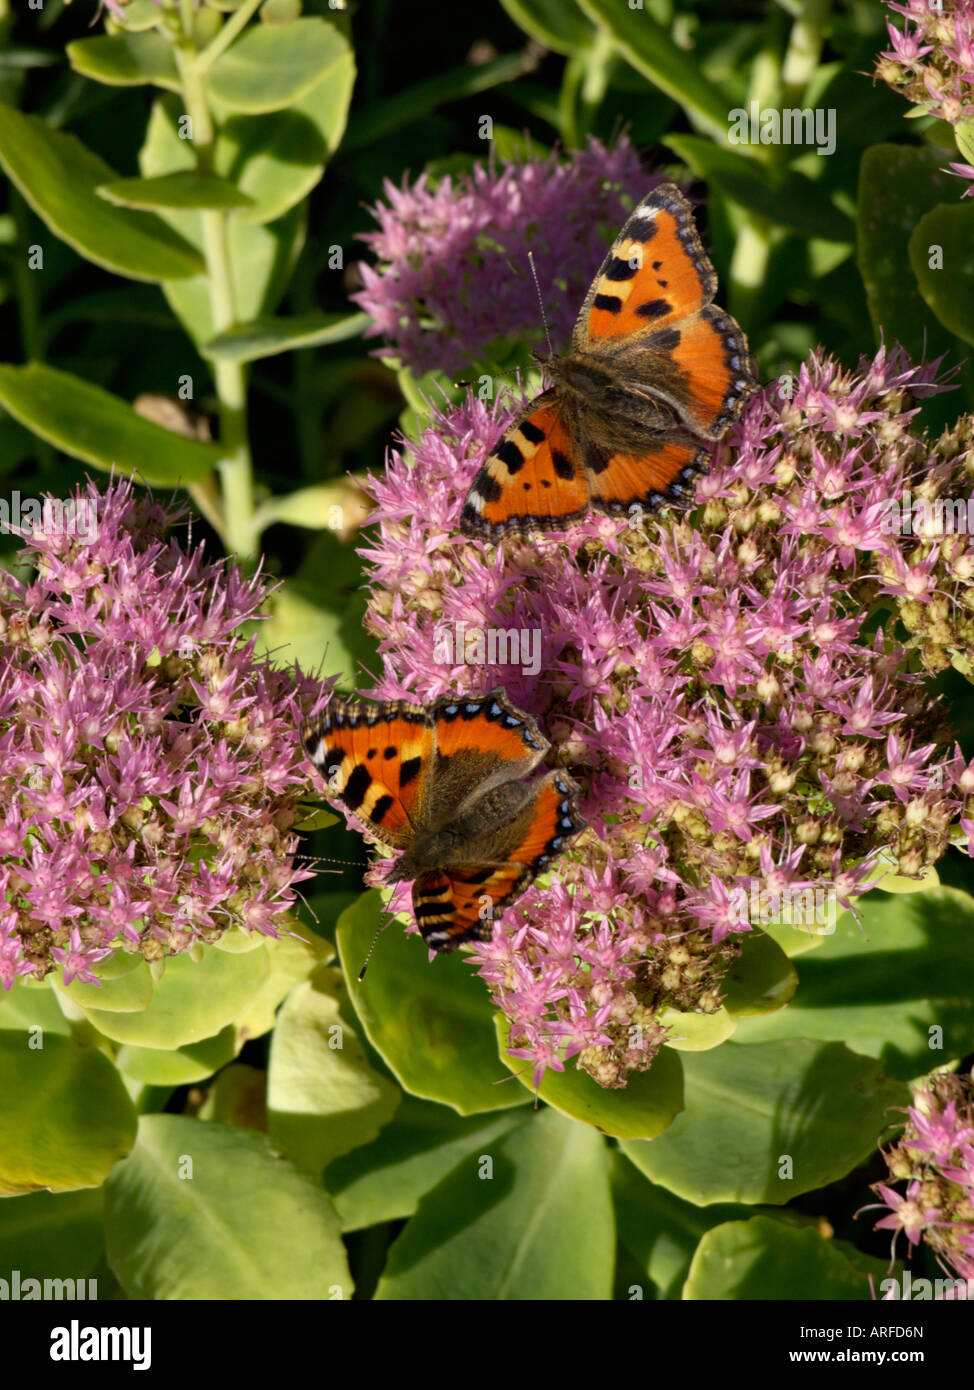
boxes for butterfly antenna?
[357,913,390,982]
[527,250,553,359]
[293,853,363,869]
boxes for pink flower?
[353,343,971,1087]
[868,1072,974,1280]
[50,927,114,987]
[0,478,328,987]
[876,2,974,197]
[871,1181,943,1247]
[352,137,649,376]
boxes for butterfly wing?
[426,688,549,822]
[459,392,590,539]
[301,695,435,850]
[413,771,586,952]
[584,437,707,517]
[574,183,756,439]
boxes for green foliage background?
[1,0,973,1302]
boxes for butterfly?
[460,182,757,538]
[301,687,585,953]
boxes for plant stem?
[196,0,264,73]
[728,218,773,330]
[781,0,832,106]
[188,473,225,536]
[173,19,257,558]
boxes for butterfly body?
[302,688,585,952]
[387,775,547,884]
[461,183,758,537]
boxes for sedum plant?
[0,0,972,1309]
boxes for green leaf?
[0,1189,104,1286]
[205,311,368,362]
[67,33,180,90]
[664,133,855,243]
[138,97,308,342]
[52,953,153,1014]
[857,144,968,362]
[0,979,72,1037]
[233,928,327,1046]
[302,890,361,944]
[955,120,974,167]
[733,887,974,1079]
[254,480,359,535]
[115,1026,238,1086]
[215,62,355,225]
[866,854,940,894]
[721,929,798,1017]
[139,82,345,234]
[97,173,255,211]
[258,531,377,689]
[338,891,528,1115]
[261,0,302,21]
[115,0,164,30]
[760,918,831,959]
[208,17,352,115]
[324,1095,530,1231]
[498,0,594,55]
[620,1039,906,1206]
[104,1115,351,1299]
[496,1016,685,1137]
[611,1150,811,1300]
[685,1216,893,1300]
[294,805,340,832]
[0,364,225,484]
[343,52,530,151]
[0,1033,137,1197]
[78,943,270,1049]
[657,1005,737,1050]
[267,972,400,1172]
[911,201,974,346]
[575,0,732,144]
[0,106,203,281]
[376,1107,614,1300]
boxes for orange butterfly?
[301,688,585,952]
[460,183,757,537]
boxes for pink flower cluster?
[876,0,974,195]
[869,1070,974,1284]
[351,136,649,377]
[357,345,974,1088]
[0,479,326,990]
